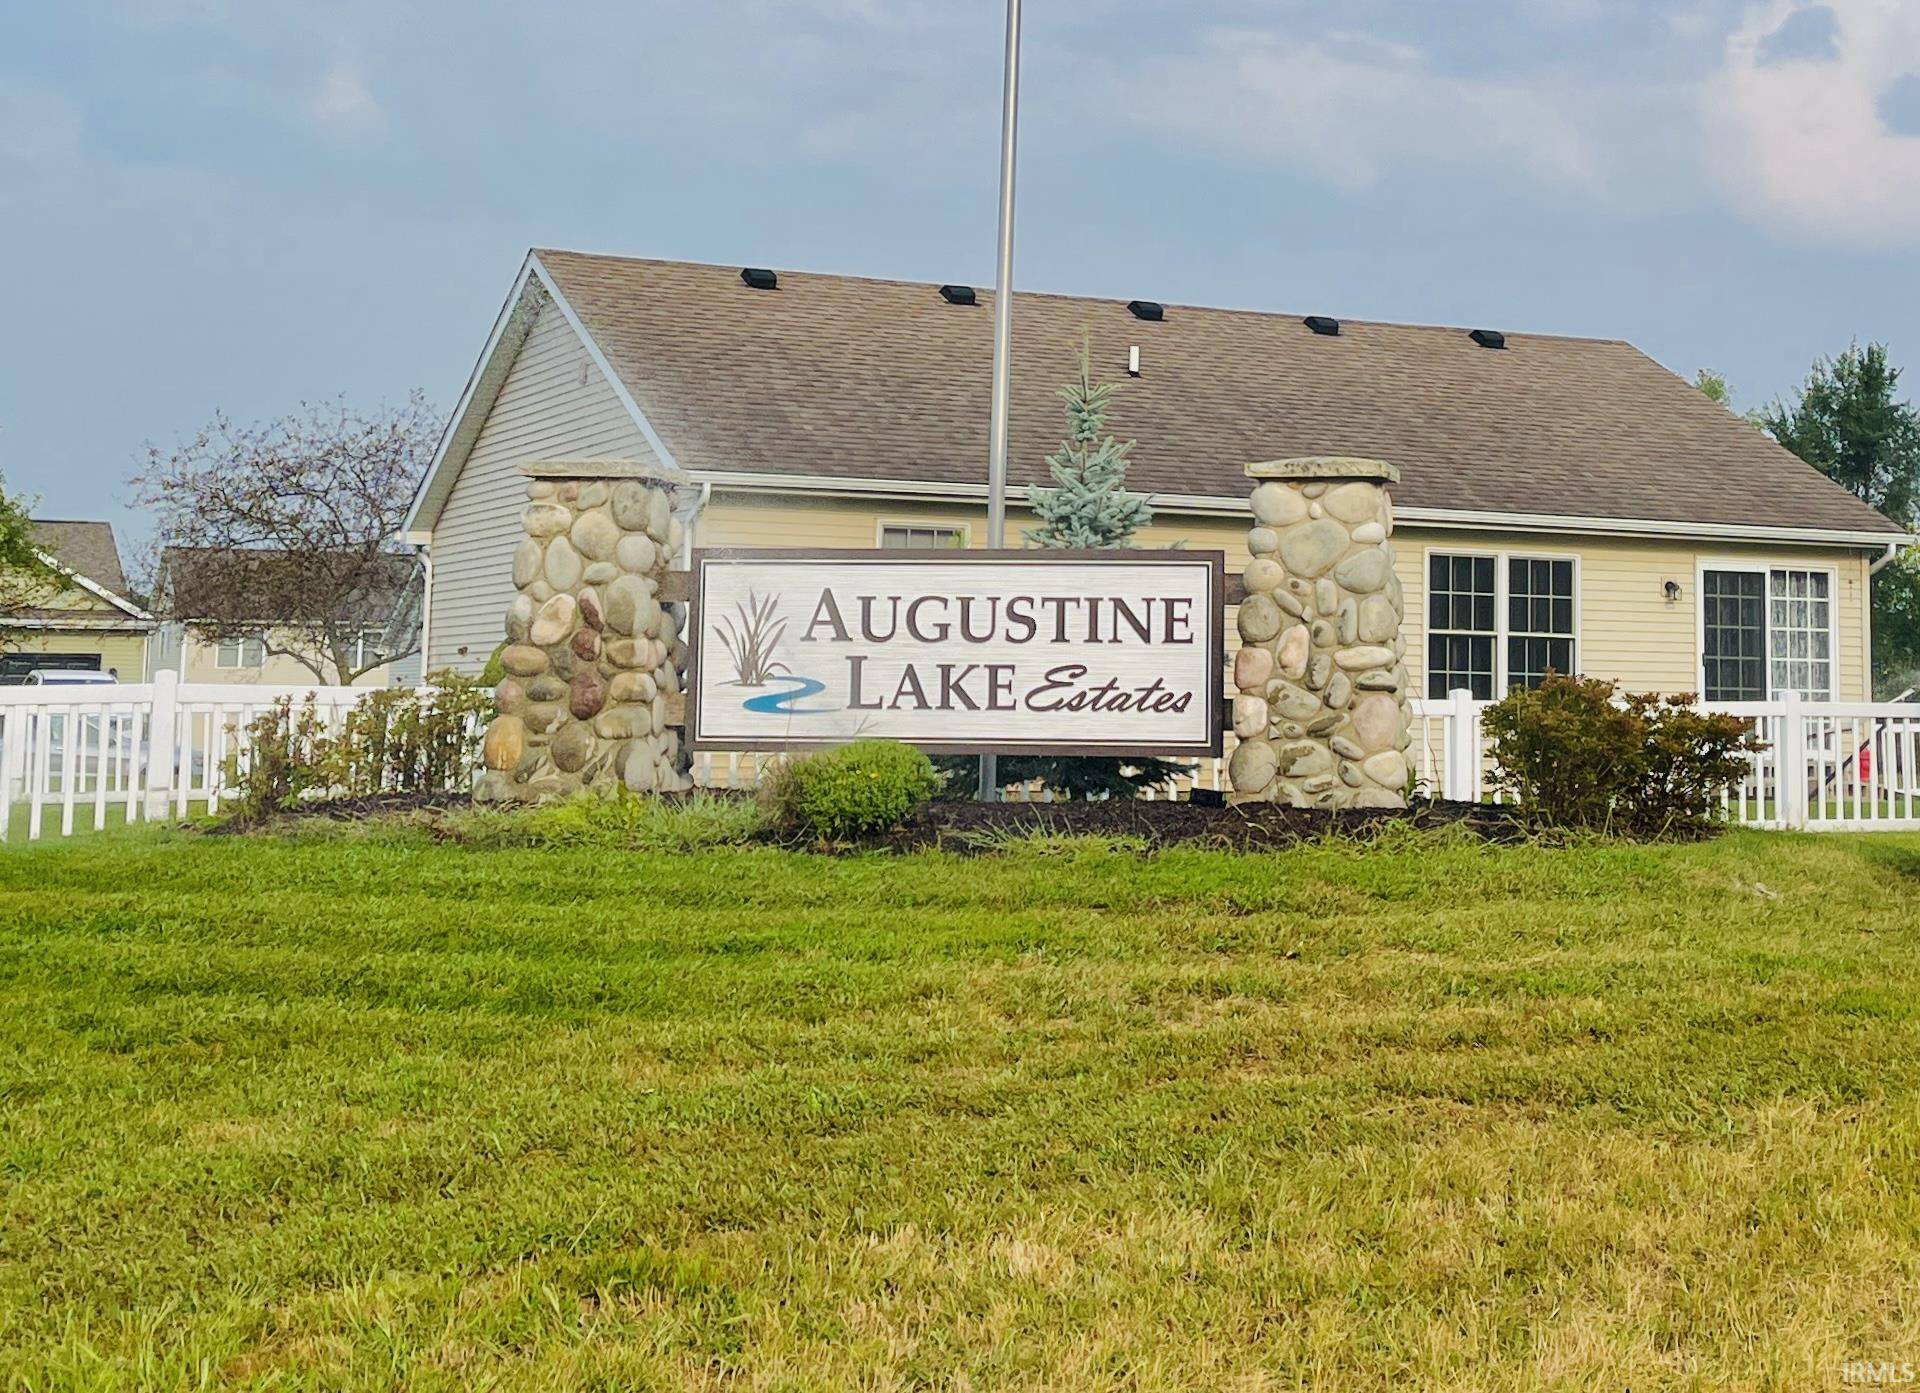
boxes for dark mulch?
[206,789,476,835]
[854,796,1531,852]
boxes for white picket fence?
[691,690,1920,832]
[6,675,1920,841]
[0,670,371,842]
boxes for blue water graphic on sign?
[740,675,831,715]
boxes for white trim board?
[685,469,1911,550]
[403,255,545,535]
[28,548,151,620]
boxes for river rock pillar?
[1228,457,1411,809]
[475,458,693,803]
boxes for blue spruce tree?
[1025,348,1154,549]
[944,344,1183,800]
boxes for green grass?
[3,821,1920,1389]
[3,797,216,844]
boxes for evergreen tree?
[943,346,1183,800]
[1024,346,1153,549]
[1759,343,1920,524]
[1759,343,1920,695]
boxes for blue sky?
[5,0,1920,561]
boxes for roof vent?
[1127,299,1164,322]
[1469,328,1506,350]
[939,284,977,306]
[740,267,778,291]
[1304,315,1341,337]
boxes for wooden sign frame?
[684,548,1226,757]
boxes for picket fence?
[5,675,1919,841]
[688,690,1920,833]
[0,671,371,842]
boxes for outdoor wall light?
[1663,580,1682,603]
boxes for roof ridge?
[531,247,1631,348]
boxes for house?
[149,546,420,688]
[0,520,154,684]
[404,249,1912,706]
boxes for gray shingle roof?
[32,520,131,596]
[534,249,1905,539]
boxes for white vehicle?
[23,670,118,686]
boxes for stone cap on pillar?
[1245,456,1399,484]
[520,457,691,486]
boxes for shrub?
[227,698,331,819]
[764,740,939,840]
[1483,674,1762,835]
[321,673,493,800]
[448,788,765,852]
[226,672,493,819]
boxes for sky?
[5,0,1920,562]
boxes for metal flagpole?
[978,0,1021,804]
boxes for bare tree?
[132,394,439,684]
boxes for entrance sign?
[688,549,1225,755]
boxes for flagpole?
[978,0,1021,804]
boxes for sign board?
[687,549,1224,755]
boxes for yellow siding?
[178,632,391,687]
[426,295,654,671]
[4,630,149,679]
[694,493,1875,700]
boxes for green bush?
[764,740,939,840]
[1483,673,1762,836]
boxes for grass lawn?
[3,799,215,845]
[3,820,1919,1389]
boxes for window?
[1507,557,1576,689]
[214,635,266,668]
[1702,570,1765,700]
[1427,554,1497,699]
[879,523,968,550]
[1702,566,1832,700]
[1769,568,1832,699]
[348,627,387,670]
[1426,552,1578,700]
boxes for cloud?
[1118,26,1656,199]
[1703,0,1920,246]
[304,61,387,141]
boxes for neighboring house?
[0,520,154,684]
[150,547,419,688]
[405,249,1913,704]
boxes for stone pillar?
[475,459,693,803]
[1227,457,1411,809]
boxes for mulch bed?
[861,796,1530,852]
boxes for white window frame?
[1422,547,1582,700]
[1694,559,1840,702]
[347,627,387,671]
[214,634,266,669]
[875,520,972,550]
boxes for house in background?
[0,520,153,684]
[150,547,420,688]
[405,249,1913,703]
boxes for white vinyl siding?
[425,296,653,672]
